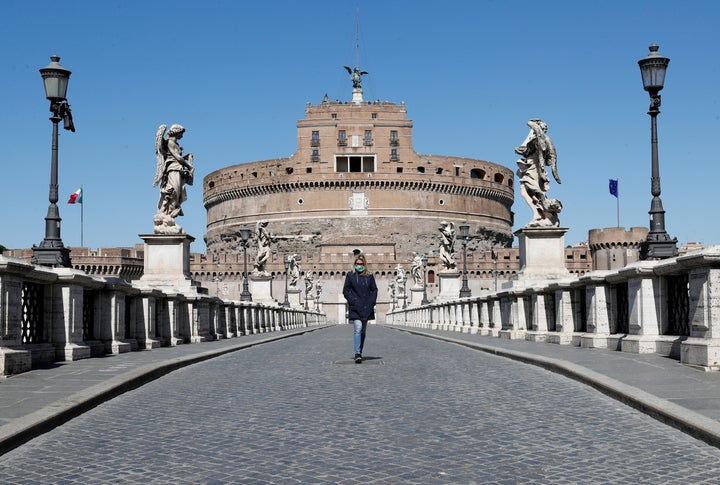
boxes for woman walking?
[343,253,378,363]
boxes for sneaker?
[354,354,362,364]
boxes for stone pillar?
[0,260,32,375]
[548,285,576,345]
[52,281,91,362]
[622,267,663,354]
[191,297,212,342]
[469,300,479,334]
[137,289,162,349]
[99,288,132,353]
[526,292,551,342]
[682,265,720,369]
[490,297,502,336]
[499,290,528,340]
[581,283,612,349]
[164,297,185,346]
[478,300,491,336]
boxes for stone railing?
[0,256,326,376]
[387,246,720,370]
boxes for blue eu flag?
[609,179,618,198]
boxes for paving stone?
[1,325,720,483]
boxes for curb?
[0,326,328,457]
[388,326,720,449]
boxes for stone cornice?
[204,177,513,210]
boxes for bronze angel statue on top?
[153,124,195,233]
[515,119,562,227]
[344,65,368,89]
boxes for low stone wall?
[387,246,720,370]
[0,256,326,376]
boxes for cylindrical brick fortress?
[203,95,515,260]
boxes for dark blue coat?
[343,271,378,321]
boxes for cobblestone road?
[2,325,720,484]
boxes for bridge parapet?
[387,246,720,370]
[0,255,326,376]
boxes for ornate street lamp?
[32,55,75,267]
[459,221,471,297]
[421,255,430,305]
[239,225,252,301]
[315,282,322,310]
[638,44,677,259]
[304,275,309,310]
[213,273,224,297]
[282,255,291,307]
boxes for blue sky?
[2,0,719,253]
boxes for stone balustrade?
[387,246,720,370]
[0,255,326,376]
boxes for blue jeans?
[352,319,367,355]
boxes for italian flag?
[67,187,82,204]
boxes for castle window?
[454,166,460,176]
[338,130,347,146]
[364,130,373,146]
[436,168,443,175]
[306,167,312,173]
[311,131,320,147]
[390,149,399,161]
[311,149,319,162]
[331,113,337,119]
[494,173,504,183]
[336,155,376,173]
[390,130,399,146]
[470,169,486,179]
[416,166,425,173]
[372,113,377,119]
[397,167,403,173]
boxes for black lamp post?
[638,44,677,260]
[282,255,291,307]
[304,275,309,310]
[32,55,75,268]
[421,255,430,305]
[459,221,471,297]
[315,282,322,310]
[239,225,252,301]
[213,273,224,297]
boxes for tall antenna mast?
[355,7,360,67]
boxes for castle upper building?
[203,86,515,261]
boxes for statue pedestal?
[250,274,274,304]
[409,287,425,307]
[138,233,205,293]
[437,271,461,302]
[287,289,301,308]
[352,87,363,104]
[510,227,570,286]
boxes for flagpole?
[616,189,620,228]
[80,185,84,247]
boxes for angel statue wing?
[344,66,352,75]
[152,124,168,187]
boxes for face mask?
[354,265,365,273]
